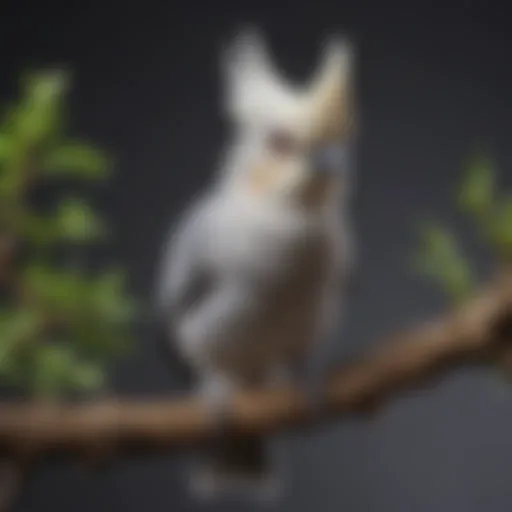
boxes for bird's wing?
[154,196,217,323]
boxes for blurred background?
[2,1,512,511]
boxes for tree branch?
[1,274,512,461]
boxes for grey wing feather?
[154,196,216,322]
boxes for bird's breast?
[209,202,335,282]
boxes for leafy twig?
[0,70,136,398]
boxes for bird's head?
[220,29,357,212]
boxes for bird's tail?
[188,434,281,502]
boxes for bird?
[154,27,357,502]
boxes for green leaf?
[91,270,137,324]
[56,198,105,242]
[0,309,44,379]
[24,70,70,104]
[71,321,127,358]
[0,133,13,163]
[0,102,20,133]
[0,309,44,346]
[12,70,69,148]
[32,345,74,396]
[458,155,495,217]
[64,270,135,358]
[71,361,104,391]
[32,345,105,397]
[0,133,23,202]
[413,222,475,304]
[22,265,86,315]
[0,170,24,199]
[43,142,112,180]
[488,196,512,257]
[21,214,60,247]
[21,265,135,339]
[22,199,106,246]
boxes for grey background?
[2,1,512,511]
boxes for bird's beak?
[308,143,350,176]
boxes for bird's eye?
[267,129,298,157]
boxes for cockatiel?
[155,28,357,500]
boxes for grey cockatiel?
[155,28,357,500]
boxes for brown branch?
[1,274,512,461]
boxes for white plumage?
[155,27,356,500]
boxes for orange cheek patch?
[248,161,282,196]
